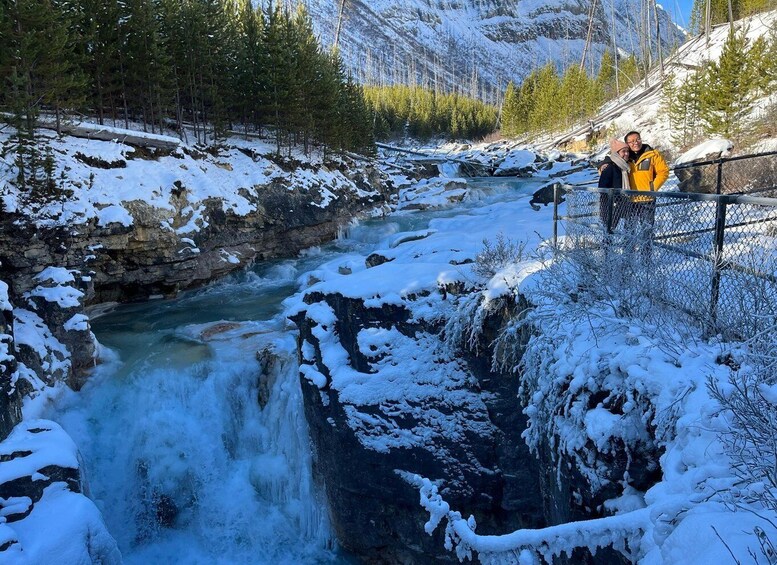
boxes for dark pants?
[599,193,627,232]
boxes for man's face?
[626,134,643,152]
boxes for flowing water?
[48,177,540,564]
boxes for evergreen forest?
[364,85,498,142]
[664,25,777,145]
[499,51,643,138]
[0,0,375,167]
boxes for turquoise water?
[50,176,540,564]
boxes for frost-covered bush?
[473,233,527,279]
[498,255,687,498]
[708,341,777,562]
[709,369,777,510]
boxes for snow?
[12,309,70,379]
[0,8,775,561]
[33,268,75,286]
[585,10,777,159]
[25,284,83,309]
[0,128,383,231]
[0,420,78,484]
[494,150,536,175]
[63,314,89,332]
[1,134,773,563]
[288,132,777,563]
[1,482,121,565]
[71,121,180,145]
[675,139,734,165]
[303,0,684,96]
[96,204,134,227]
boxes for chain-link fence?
[671,150,777,197]
[555,160,777,339]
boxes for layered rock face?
[293,285,662,563]
[0,139,393,390]
[0,161,390,305]
[293,289,545,563]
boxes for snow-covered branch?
[409,474,649,564]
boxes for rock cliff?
[292,289,544,563]
[0,134,395,390]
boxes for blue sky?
[667,0,695,28]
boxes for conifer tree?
[500,81,519,136]
[528,63,560,132]
[702,27,754,138]
[123,0,172,134]
[0,0,85,189]
[72,0,122,125]
[595,50,617,100]
[617,55,642,91]
[233,0,266,132]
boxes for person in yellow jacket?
[598,131,669,224]
[624,131,669,195]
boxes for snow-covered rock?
[0,132,393,307]
[0,420,120,564]
[0,282,21,442]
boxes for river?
[47,176,542,564]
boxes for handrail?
[554,185,777,338]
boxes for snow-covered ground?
[555,10,777,159]
[284,151,776,562]
[0,128,382,230]
[2,8,776,562]
[1,129,774,563]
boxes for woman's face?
[617,147,630,160]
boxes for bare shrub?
[708,324,777,561]
[473,232,527,278]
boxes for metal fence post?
[710,197,727,330]
[553,183,560,252]
[716,158,724,195]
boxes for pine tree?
[595,50,617,100]
[702,27,755,138]
[500,81,518,136]
[123,0,172,134]
[233,0,266,132]
[617,54,642,91]
[528,63,560,133]
[73,0,122,125]
[0,0,85,189]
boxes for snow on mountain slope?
[546,9,777,157]
[300,0,686,97]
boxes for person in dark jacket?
[598,138,631,231]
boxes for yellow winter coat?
[628,145,669,203]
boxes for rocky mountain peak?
[301,0,686,98]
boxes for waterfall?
[52,313,335,564]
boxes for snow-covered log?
[0,114,181,150]
[40,120,181,149]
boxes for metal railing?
[552,182,777,339]
[671,150,777,196]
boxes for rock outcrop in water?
[294,283,665,563]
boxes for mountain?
[300,0,687,99]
